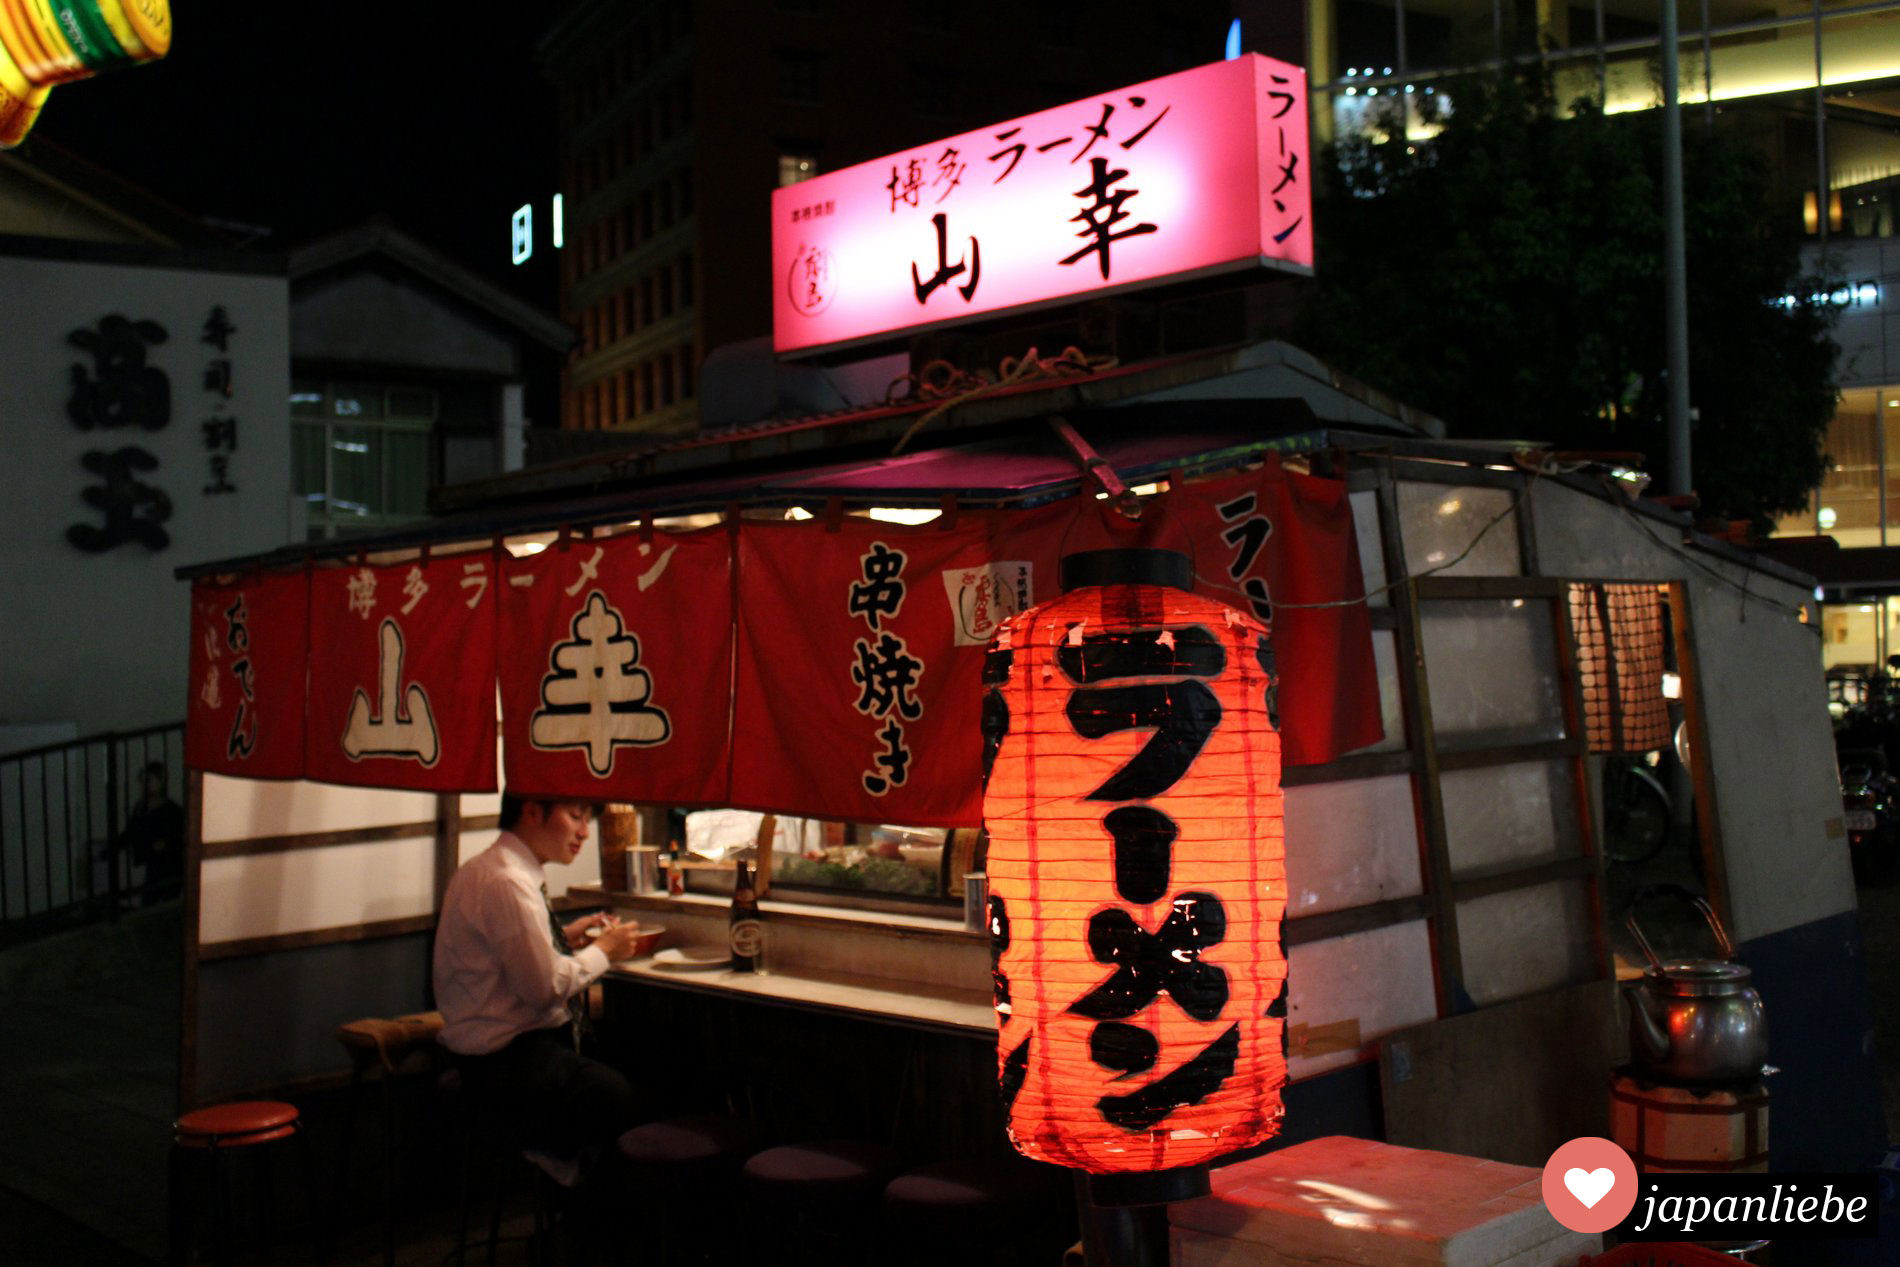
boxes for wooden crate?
[1168,1135,1602,1266]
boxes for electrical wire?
[886,346,1117,455]
[1273,449,1809,626]
[1270,454,1543,610]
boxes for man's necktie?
[542,883,588,1049]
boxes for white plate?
[650,947,729,972]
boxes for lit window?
[778,154,818,187]
[289,383,438,540]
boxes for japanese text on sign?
[65,314,172,551]
[771,55,1311,356]
[222,595,256,758]
[848,542,925,795]
[200,305,239,496]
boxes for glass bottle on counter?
[729,860,763,973]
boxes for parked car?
[1838,747,1900,882]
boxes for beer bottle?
[729,860,763,973]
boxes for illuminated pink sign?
[771,54,1311,357]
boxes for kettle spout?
[1625,985,1671,1062]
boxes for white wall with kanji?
[0,245,292,747]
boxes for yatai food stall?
[172,50,1878,1260]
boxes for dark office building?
[536,0,1236,438]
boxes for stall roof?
[171,339,1818,594]
[174,413,1355,578]
[430,340,1445,514]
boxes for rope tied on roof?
[886,345,1118,454]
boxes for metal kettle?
[1623,884,1767,1084]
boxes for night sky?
[30,3,560,298]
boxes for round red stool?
[170,1100,307,1266]
[618,1115,760,1264]
[882,1156,1075,1267]
[741,1139,901,1266]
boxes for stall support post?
[1074,1173,1173,1267]
[1074,1165,1208,1266]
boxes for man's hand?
[560,912,611,952]
[593,922,644,960]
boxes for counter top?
[569,884,985,942]
[604,955,997,1038]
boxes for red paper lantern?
[983,550,1287,1180]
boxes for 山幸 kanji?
[911,213,981,305]
[1059,157,1157,281]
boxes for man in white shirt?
[434,793,644,1156]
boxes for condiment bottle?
[729,860,762,973]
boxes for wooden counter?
[605,958,995,1038]
[567,883,985,943]
[589,893,1004,1157]
[576,883,997,1039]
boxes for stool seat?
[619,1115,759,1174]
[743,1139,901,1199]
[883,1156,1074,1267]
[335,1011,443,1075]
[175,1099,300,1145]
[884,1156,1064,1215]
[169,1099,311,1263]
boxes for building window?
[658,268,675,317]
[658,356,676,407]
[678,165,694,216]
[777,50,821,104]
[290,381,438,540]
[778,153,818,187]
[1775,385,1894,549]
[679,346,695,399]
[679,252,694,308]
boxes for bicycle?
[1601,755,1672,865]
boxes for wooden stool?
[617,1115,760,1264]
[170,1099,309,1267]
[333,1011,444,1265]
[741,1139,901,1266]
[882,1156,1073,1267]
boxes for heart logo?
[1564,1166,1616,1209]
[1543,1138,1636,1233]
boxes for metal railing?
[0,722,185,934]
